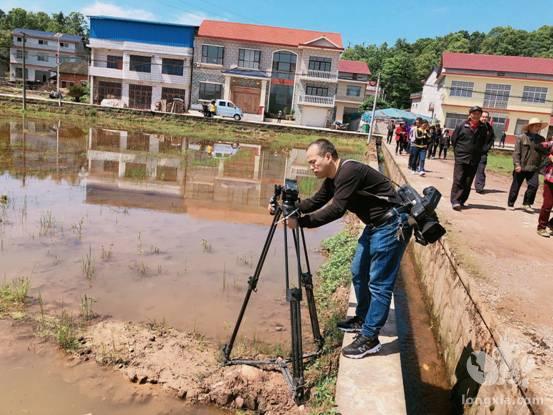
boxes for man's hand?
[267,203,275,215]
[287,217,298,229]
[515,165,522,173]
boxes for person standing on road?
[387,121,395,144]
[411,120,431,176]
[450,106,488,211]
[474,111,496,194]
[395,122,406,155]
[499,131,506,148]
[284,139,413,358]
[507,118,548,212]
[439,129,451,159]
[537,140,553,237]
[408,118,422,172]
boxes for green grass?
[487,151,513,175]
[0,277,30,309]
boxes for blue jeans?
[417,148,427,172]
[351,211,412,338]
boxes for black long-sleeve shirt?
[297,160,398,228]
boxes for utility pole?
[56,33,62,107]
[368,73,380,144]
[22,33,27,111]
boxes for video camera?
[396,184,446,246]
[271,179,299,217]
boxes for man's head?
[481,111,490,123]
[421,120,429,130]
[306,139,339,179]
[468,106,483,122]
[415,117,422,127]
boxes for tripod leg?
[223,209,282,362]
[296,228,324,350]
[289,288,304,403]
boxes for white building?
[88,16,197,111]
[10,29,83,83]
[409,68,442,122]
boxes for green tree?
[359,94,392,111]
[381,51,418,108]
[480,26,530,56]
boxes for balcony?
[298,95,335,107]
[335,94,364,103]
[298,70,338,83]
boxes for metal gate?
[129,84,152,110]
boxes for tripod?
[222,186,324,403]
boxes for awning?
[362,108,432,123]
[222,68,270,79]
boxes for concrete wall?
[381,143,539,415]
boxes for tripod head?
[271,179,299,218]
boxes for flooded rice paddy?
[0,116,345,413]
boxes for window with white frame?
[238,49,261,69]
[444,113,467,129]
[346,85,361,97]
[16,37,22,42]
[37,54,49,62]
[450,80,474,97]
[522,86,548,104]
[514,119,529,135]
[199,82,222,101]
[483,84,511,108]
[60,42,69,48]
[201,45,224,65]
[162,58,184,76]
[16,50,23,59]
[129,55,151,73]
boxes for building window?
[162,58,184,76]
[483,84,510,108]
[306,85,329,96]
[129,55,151,73]
[97,81,122,103]
[15,67,28,79]
[450,81,474,97]
[38,39,48,45]
[199,82,222,101]
[238,49,261,69]
[16,37,22,42]
[308,56,332,72]
[356,74,369,81]
[107,55,123,70]
[201,45,224,65]
[162,87,186,103]
[16,50,23,59]
[490,114,508,138]
[522,86,547,104]
[37,54,49,62]
[514,119,529,135]
[444,113,467,129]
[346,85,361,97]
[338,72,369,81]
[272,51,297,80]
[60,42,68,48]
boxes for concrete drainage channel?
[377,141,537,415]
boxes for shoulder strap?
[340,159,397,203]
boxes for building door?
[129,84,152,110]
[231,86,260,114]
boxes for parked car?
[215,99,242,121]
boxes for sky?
[3,0,553,46]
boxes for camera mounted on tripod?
[271,179,300,218]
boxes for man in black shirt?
[450,106,488,210]
[474,111,496,193]
[288,139,413,359]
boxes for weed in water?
[39,210,56,236]
[81,246,95,282]
[55,310,78,351]
[71,217,85,240]
[0,276,30,305]
[101,244,113,261]
[201,238,212,253]
[137,232,143,255]
[150,245,160,255]
[80,294,97,321]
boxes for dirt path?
[384,141,553,405]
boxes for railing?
[298,95,335,106]
[299,70,338,81]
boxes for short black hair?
[482,110,490,117]
[308,138,339,160]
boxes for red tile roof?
[442,52,553,77]
[338,59,370,75]
[198,20,343,49]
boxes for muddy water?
[0,117,339,342]
[0,116,348,414]
[0,321,226,415]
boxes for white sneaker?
[523,205,533,213]
[419,170,426,176]
[507,205,516,211]
[411,170,417,175]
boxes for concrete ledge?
[336,287,407,415]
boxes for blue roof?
[13,28,82,42]
[362,108,432,123]
[89,16,196,48]
[222,68,270,78]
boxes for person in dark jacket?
[507,118,548,212]
[450,106,488,210]
[282,139,412,359]
[474,111,496,193]
[439,129,451,159]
